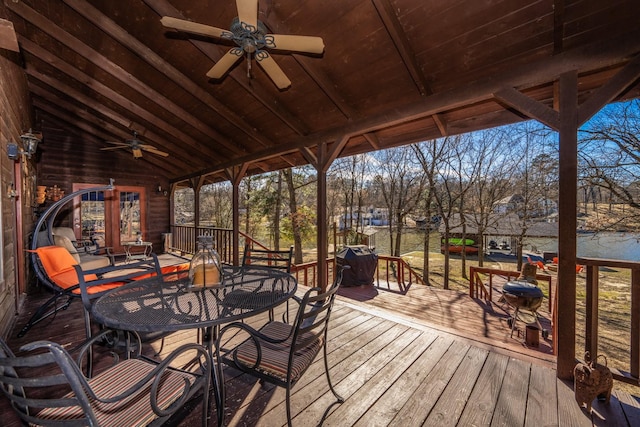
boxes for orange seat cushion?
[32,246,123,293]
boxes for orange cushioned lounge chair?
[17,245,162,339]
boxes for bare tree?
[465,128,520,266]
[373,146,427,257]
[330,154,371,245]
[412,139,448,283]
[579,100,640,230]
[509,122,558,270]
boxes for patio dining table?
[91,265,298,426]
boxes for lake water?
[526,232,640,261]
[370,229,640,261]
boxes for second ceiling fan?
[161,0,325,89]
[101,132,169,159]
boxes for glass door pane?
[80,191,106,246]
[119,190,141,242]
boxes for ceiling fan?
[101,132,169,159]
[160,0,325,89]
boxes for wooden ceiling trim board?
[300,147,317,167]
[432,113,448,137]
[6,0,243,157]
[19,39,216,166]
[141,0,311,137]
[577,54,640,126]
[26,69,204,171]
[324,135,349,173]
[494,87,560,130]
[61,0,270,150]
[372,0,430,96]
[363,133,381,150]
[32,98,178,174]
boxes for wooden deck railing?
[167,227,425,289]
[168,225,233,263]
[291,254,427,288]
[577,257,640,386]
[469,266,554,311]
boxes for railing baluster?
[631,267,640,379]
[584,264,599,360]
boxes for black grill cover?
[336,245,378,286]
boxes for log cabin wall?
[0,3,35,335]
[35,120,171,261]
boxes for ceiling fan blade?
[269,34,325,54]
[103,141,129,147]
[256,52,291,89]
[206,49,243,79]
[160,16,227,39]
[236,0,258,28]
[140,145,170,157]
[100,146,126,151]
[132,148,144,158]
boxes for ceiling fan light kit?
[161,0,324,89]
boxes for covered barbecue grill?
[336,245,377,286]
[502,280,545,339]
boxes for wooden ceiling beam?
[363,133,381,150]
[142,0,310,137]
[32,97,178,174]
[61,0,272,150]
[372,0,430,96]
[6,0,243,157]
[18,38,215,166]
[27,71,200,171]
[494,87,560,130]
[577,54,640,126]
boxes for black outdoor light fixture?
[157,184,168,196]
[7,129,42,161]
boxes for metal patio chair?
[217,266,347,426]
[0,328,211,427]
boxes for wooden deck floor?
[2,259,639,426]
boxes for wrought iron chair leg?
[324,342,344,403]
[16,294,74,338]
[286,387,293,427]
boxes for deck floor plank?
[491,357,531,427]
[353,335,454,427]
[286,327,424,427]
[424,345,490,426]
[557,378,594,427]
[525,362,559,427]
[457,351,510,427]
[323,331,438,426]
[388,340,472,426]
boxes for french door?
[72,184,147,253]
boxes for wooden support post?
[556,70,578,380]
[227,164,248,266]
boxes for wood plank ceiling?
[4,0,640,186]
